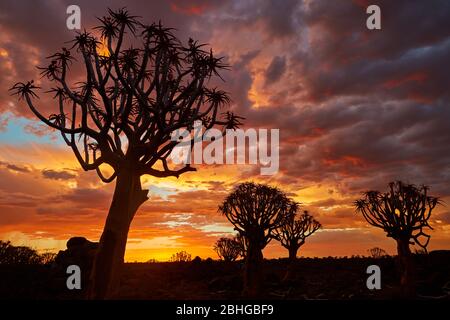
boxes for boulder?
[54,237,98,272]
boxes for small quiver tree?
[218,182,294,297]
[213,237,241,262]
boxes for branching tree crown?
[275,210,321,251]
[10,8,240,182]
[213,237,241,262]
[219,182,295,248]
[355,181,439,250]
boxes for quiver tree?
[214,237,241,262]
[218,182,294,296]
[274,209,320,281]
[275,210,321,262]
[10,8,240,299]
[355,181,439,297]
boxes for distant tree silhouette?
[274,209,320,281]
[368,247,388,259]
[275,210,321,262]
[355,181,440,297]
[219,182,294,296]
[39,252,57,265]
[169,251,191,262]
[10,8,240,299]
[0,240,41,265]
[214,237,241,262]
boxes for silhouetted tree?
[169,250,191,262]
[40,252,57,265]
[275,210,321,262]
[0,240,42,265]
[274,209,320,281]
[355,181,439,297]
[214,237,241,262]
[219,182,294,296]
[368,247,388,259]
[10,8,240,299]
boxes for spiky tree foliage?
[275,210,321,262]
[214,237,241,262]
[11,8,240,299]
[355,181,439,296]
[219,182,294,296]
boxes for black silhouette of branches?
[214,237,241,262]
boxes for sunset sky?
[0,0,449,262]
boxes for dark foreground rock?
[0,250,449,300]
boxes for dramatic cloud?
[0,0,449,260]
[264,56,286,86]
[42,169,76,180]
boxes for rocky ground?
[0,250,449,300]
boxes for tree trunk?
[396,238,415,298]
[243,242,264,298]
[288,247,298,262]
[87,169,148,299]
[283,246,298,282]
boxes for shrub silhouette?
[39,252,57,265]
[10,7,241,299]
[0,240,42,265]
[219,182,294,296]
[355,181,440,297]
[214,237,241,262]
[169,251,192,262]
[368,247,388,259]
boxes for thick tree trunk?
[288,247,298,262]
[397,238,415,298]
[283,246,298,281]
[87,169,148,299]
[243,242,264,297]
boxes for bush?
[0,240,42,265]
[169,251,192,262]
[368,247,388,259]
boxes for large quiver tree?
[11,8,240,299]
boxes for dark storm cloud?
[264,55,286,85]
[278,98,450,195]
[0,161,30,173]
[6,163,30,173]
[42,169,76,180]
[58,187,110,208]
[297,0,450,102]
